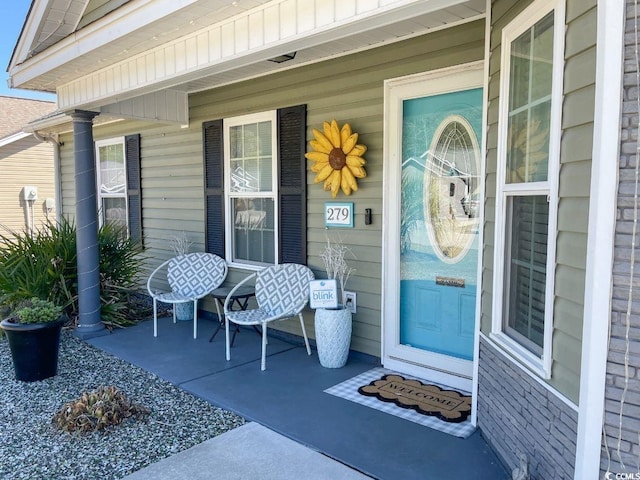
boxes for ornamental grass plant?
[0,217,76,312]
[0,217,147,329]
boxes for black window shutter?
[203,108,306,264]
[277,104,307,265]
[125,134,142,244]
[203,119,225,257]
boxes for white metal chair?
[147,252,227,339]
[224,263,314,370]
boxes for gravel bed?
[0,330,246,479]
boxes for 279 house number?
[327,207,349,222]
[324,202,354,227]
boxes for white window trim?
[95,136,128,232]
[491,0,565,379]
[223,110,278,270]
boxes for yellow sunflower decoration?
[305,120,367,198]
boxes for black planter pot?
[1,317,65,382]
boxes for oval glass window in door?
[423,114,480,264]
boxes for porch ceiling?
[10,0,275,92]
[10,0,485,112]
[180,0,486,95]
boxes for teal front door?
[383,64,483,389]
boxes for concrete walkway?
[124,422,371,480]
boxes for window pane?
[98,144,126,194]
[531,13,554,101]
[232,197,275,264]
[230,126,243,158]
[258,121,271,155]
[506,100,550,183]
[229,121,273,193]
[509,36,531,112]
[504,195,548,353]
[102,197,127,230]
[243,123,258,157]
[506,11,553,184]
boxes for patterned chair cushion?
[225,308,273,325]
[223,263,314,370]
[167,253,227,298]
[255,263,314,317]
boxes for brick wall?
[602,1,640,474]
[477,338,578,479]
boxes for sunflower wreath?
[305,120,367,198]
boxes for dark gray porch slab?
[182,347,508,480]
[88,319,508,479]
[87,318,295,385]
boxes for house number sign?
[324,202,354,228]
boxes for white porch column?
[574,0,625,478]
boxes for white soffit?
[11,0,485,110]
[22,89,189,133]
[11,0,87,70]
[24,112,126,135]
[9,0,279,91]
[100,89,189,124]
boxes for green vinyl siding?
[482,0,595,403]
[59,119,208,252]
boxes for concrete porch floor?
[87,315,508,480]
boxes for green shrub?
[0,218,146,328]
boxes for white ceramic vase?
[175,302,193,321]
[314,307,352,368]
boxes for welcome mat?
[324,368,476,438]
[358,374,472,423]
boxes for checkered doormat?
[324,367,477,439]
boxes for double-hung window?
[96,137,128,230]
[223,111,278,267]
[94,135,142,241]
[492,0,564,377]
[203,105,307,267]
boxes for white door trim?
[381,61,484,394]
[472,0,492,427]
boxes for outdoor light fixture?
[267,52,297,63]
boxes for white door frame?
[381,61,485,393]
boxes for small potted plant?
[169,231,193,321]
[314,236,355,368]
[1,297,66,382]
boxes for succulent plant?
[52,385,149,434]
[10,297,63,324]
